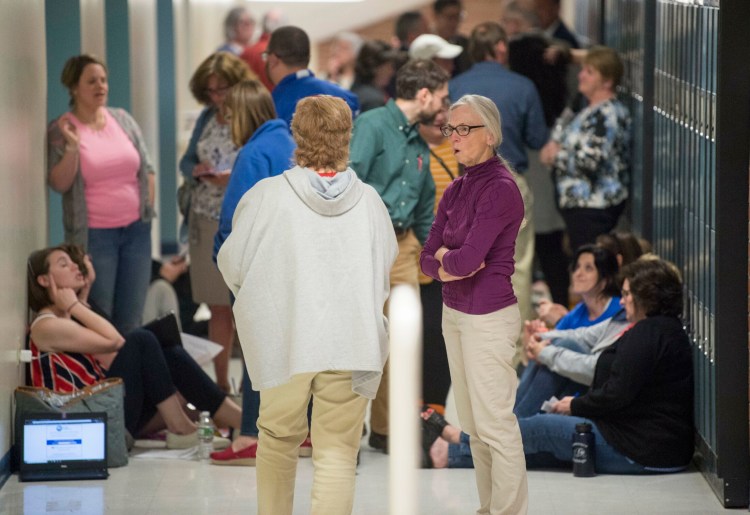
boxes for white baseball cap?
[409,34,464,60]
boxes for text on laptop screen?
[24,418,105,464]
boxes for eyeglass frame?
[204,85,232,96]
[440,124,486,137]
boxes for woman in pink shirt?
[47,55,155,335]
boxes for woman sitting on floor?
[515,244,621,417]
[27,244,241,448]
[424,256,694,475]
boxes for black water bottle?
[572,422,596,477]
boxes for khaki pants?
[370,230,420,436]
[442,304,528,515]
[256,371,368,515]
[511,172,535,366]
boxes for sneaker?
[368,431,388,454]
[299,436,313,457]
[210,443,257,466]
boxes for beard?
[417,108,440,126]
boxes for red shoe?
[210,443,257,466]
[299,436,312,458]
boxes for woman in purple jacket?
[420,94,527,515]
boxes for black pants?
[106,329,225,435]
[535,230,570,305]
[420,281,452,407]
[560,203,626,254]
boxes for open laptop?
[19,412,109,482]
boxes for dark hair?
[267,26,310,68]
[355,40,396,85]
[27,246,68,312]
[60,54,108,107]
[570,244,620,298]
[395,11,425,43]
[433,0,462,14]
[621,257,683,318]
[468,22,507,64]
[395,59,449,100]
[596,231,645,267]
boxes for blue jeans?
[88,220,152,335]
[448,431,474,468]
[519,414,651,474]
[240,365,260,437]
[514,338,589,418]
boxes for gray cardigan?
[47,108,156,249]
[536,309,629,385]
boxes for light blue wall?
[45,0,81,246]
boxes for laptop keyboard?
[21,468,109,482]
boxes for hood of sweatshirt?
[283,166,364,216]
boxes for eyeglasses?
[204,85,231,96]
[440,124,485,137]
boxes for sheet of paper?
[180,333,223,366]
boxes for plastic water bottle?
[572,422,596,477]
[197,411,214,461]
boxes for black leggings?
[106,329,225,435]
[421,281,452,407]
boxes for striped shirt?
[29,313,106,392]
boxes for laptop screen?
[22,413,106,466]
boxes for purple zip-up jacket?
[420,156,524,315]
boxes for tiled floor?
[0,448,731,514]
[0,359,733,514]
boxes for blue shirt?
[450,62,548,172]
[213,119,296,261]
[272,69,360,129]
[556,297,622,330]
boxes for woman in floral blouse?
[540,46,631,252]
[180,52,253,392]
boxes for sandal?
[420,406,448,437]
[420,422,441,469]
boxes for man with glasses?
[264,26,360,129]
[349,58,450,454]
[450,22,548,366]
[432,0,471,75]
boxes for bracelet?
[66,300,80,314]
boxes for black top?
[571,315,694,468]
[508,33,568,127]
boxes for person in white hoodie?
[217,95,397,515]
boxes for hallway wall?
[0,0,48,485]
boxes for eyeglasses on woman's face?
[440,124,485,137]
[204,85,232,97]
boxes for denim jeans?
[514,338,589,418]
[448,431,474,468]
[240,365,260,437]
[519,414,651,474]
[88,220,152,335]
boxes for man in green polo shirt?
[350,58,450,453]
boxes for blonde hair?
[189,52,254,105]
[224,80,277,147]
[291,96,352,171]
[584,46,624,89]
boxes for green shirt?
[349,99,435,244]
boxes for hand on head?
[48,274,79,313]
